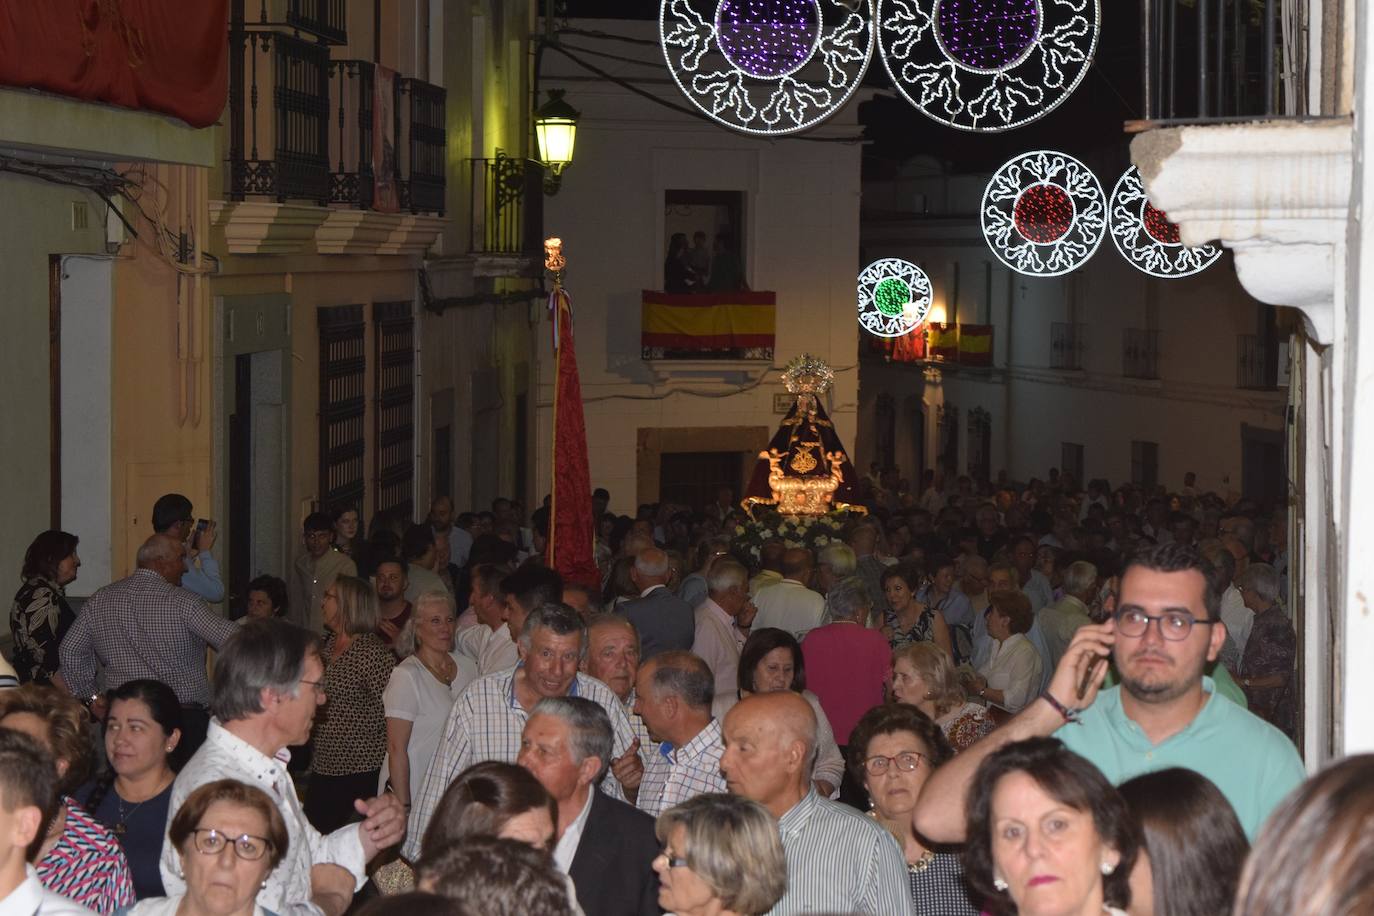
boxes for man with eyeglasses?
[288,512,357,635]
[162,619,407,916]
[914,542,1304,842]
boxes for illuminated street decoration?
[857,257,933,337]
[981,150,1106,276]
[660,0,875,136]
[1109,166,1222,278]
[877,0,1099,132]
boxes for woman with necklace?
[303,575,396,834]
[75,680,183,900]
[381,591,477,807]
[847,704,978,916]
[881,563,953,658]
[890,642,994,751]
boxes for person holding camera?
[151,494,223,604]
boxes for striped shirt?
[768,790,913,916]
[37,799,135,915]
[635,718,727,817]
[402,668,639,860]
[58,569,236,706]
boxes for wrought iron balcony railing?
[1050,322,1087,370]
[469,154,545,257]
[228,25,332,204]
[1237,333,1279,389]
[1123,328,1161,379]
[329,59,375,208]
[243,0,347,45]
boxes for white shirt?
[977,633,1044,713]
[447,526,473,568]
[552,789,595,873]
[162,721,367,916]
[379,652,479,801]
[752,580,826,641]
[1219,585,1253,656]
[0,868,95,915]
[404,564,450,604]
[691,599,744,704]
[455,623,521,677]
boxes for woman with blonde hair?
[890,641,995,751]
[304,575,395,833]
[653,794,786,916]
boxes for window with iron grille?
[1050,322,1086,370]
[1131,440,1159,491]
[374,302,415,521]
[938,404,960,476]
[968,407,992,484]
[318,305,366,515]
[1123,328,1161,379]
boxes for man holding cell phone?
[152,493,224,603]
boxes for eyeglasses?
[862,751,926,776]
[656,849,689,869]
[1114,608,1216,641]
[190,828,273,861]
[298,678,326,697]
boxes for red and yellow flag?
[641,290,776,351]
[547,288,600,589]
[958,324,993,367]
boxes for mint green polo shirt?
[1102,660,1248,708]
[1055,678,1304,838]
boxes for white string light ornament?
[876,0,1099,132]
[1109,166,1222,278]
[858,258,933,337]
[660,0,875,136]
[981,150,1106,276]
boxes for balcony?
[864,323,993,371]
[220,19,447,257]
[1050,322,1087,370]
[641,291,775,386]
[469,154,545,273]
[1123,328,1161,379]
[245,0,347,46]
[1237,333,1279,389]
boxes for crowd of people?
[0,471,1362,916]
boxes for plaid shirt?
[635,717,726,817]
[59,569,237,706]
[402,668,639,860]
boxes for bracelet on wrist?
[1039,690,1080,723]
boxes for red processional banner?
[0,0,229,128]
[547,288,600,589]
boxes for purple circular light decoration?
[936,0,1040,71]
[715,0,822,79]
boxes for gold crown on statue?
[782,353,835,396]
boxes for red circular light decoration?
[1142,202,1181,244]
[1013,184,1074,244]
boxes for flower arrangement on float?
[732,506,861,563]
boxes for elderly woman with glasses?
[130,779,288,916]
[846,704,978,916]
[653,794,786,916]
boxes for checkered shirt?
[402,668,639,860]
[635,717,727,817]
[59,569,236,706]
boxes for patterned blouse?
[1241,605,1297,736]
[937,702,997,752]
[36,798,135,915]
[909,850,980,916]
[311,631,396,776]
[10,576,75,684]
[885,606,936,650]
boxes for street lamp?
[535,89,579,195]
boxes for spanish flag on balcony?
[928,322,959,361]
[641,291,776,352]
[958,324,994,367]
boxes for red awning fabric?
[0,0,228,129]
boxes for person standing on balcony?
[706,231,747,292]
[686,230,711,282]
[663,233,698,294]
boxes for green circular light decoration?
[874,277,911,316]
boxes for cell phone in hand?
[1078,654,1108,700]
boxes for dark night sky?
[550,0,1148,179]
